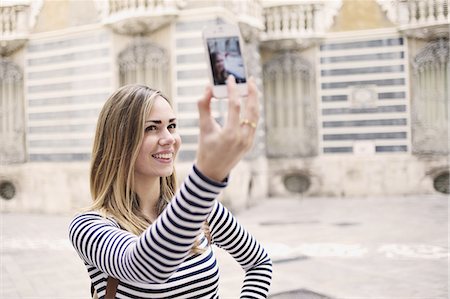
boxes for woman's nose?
[158,129,175,146]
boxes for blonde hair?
[89,84,176,235]
[88,84,208,253]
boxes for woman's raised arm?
[196,75,259,182]
[69,77,260,284]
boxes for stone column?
[0,58,26,164]
[240,25,264,158]
[412,38,449,155]
[240,24,268,202]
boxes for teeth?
[153,153,172,159]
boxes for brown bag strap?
[104,276,119,299]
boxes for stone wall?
[2,154,446,215]
[0,159,260,214]
[268,155,448,198]
[0,163,91,214]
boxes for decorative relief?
[0,58,26,163]
[264,52,311,79]
[0,58,23,81]
[118,41,168,71]
[413,38,449,72]
[263,52,317,158]
[350,85,377,109]
[118,40,169,94]
[411,38,449,154]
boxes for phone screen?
[206,36,247,86]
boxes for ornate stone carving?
[411,38,449,155]
[263,52,317,158]
[0,58,26,163]
[413,38,449,72]
[350,85,377,109]
[118,40,169,93]
[119,41,168,71]
[264,52,311,78]
[0,58,23,81]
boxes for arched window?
[412,38,449,154]
[263,52,317,157]
[0,58,26,163]
[118,41,169,95]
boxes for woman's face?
[214,53,225,73]
[134,96,181,180]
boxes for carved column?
[411,38,449,154]
[118,40,169,96]
[0,58,26,163]
[238,24,267,202]
[241,25,265,160]
[263,52,317,158]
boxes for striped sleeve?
[208,201,273,298]
[68,165,227,284]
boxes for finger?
[225,75,241,130]
[243,77,259,126]
[197,85,213,129]
[239,77,259,147]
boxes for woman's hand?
[196,76,259,182]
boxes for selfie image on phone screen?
[207,37,247,86]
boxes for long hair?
[88,84,177,235]
[88,84,209,252]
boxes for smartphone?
[202,24,248,99]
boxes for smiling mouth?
[152,153,173,161]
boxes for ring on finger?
[240,119,257,129]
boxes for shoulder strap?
[105,276,119,299]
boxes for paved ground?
[1,194,448,299]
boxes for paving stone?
[1,195,448,298]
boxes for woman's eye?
[168,123,177,131]
[145,125,157,132]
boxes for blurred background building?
[0,0,448,214]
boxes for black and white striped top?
[69,165,273,298]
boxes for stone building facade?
[0,0,448,213]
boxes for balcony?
[378,0,449,39]
[214,0,264,31]
[0,2,31,55]
[182,0,264,39]
[100,0,183,35]
[261,0,341,50]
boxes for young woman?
[69,76,272,298]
